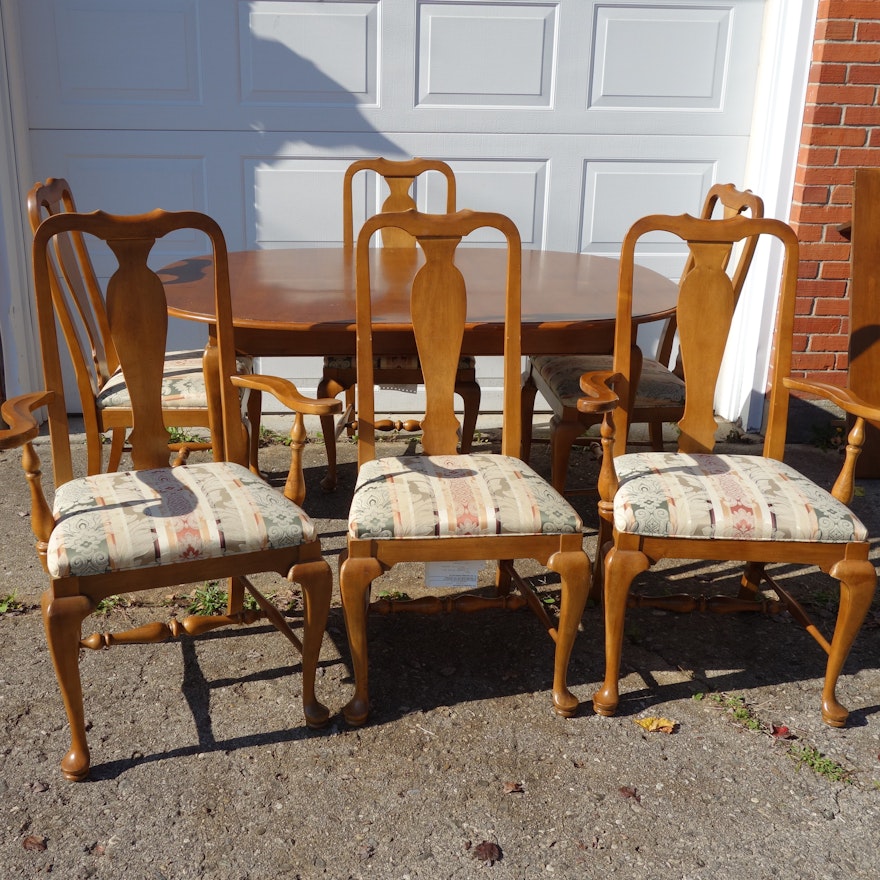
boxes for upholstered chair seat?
[49,462,316,579]
[324,354,475,373]
[98,350,253,410]
[531,354,685,411]
[612,452,867,543]
[349,454,582,540]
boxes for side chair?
[27,177,263,474]
[0,208,341,780]
[338,208,610,726]
[578,211,877,726]
[522,183,764,493]
[317,157,481,491]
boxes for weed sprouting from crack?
[258,426,293,447]
[0,593,25,614]
[186,581,261,616]
[705,692,763,731]
[95,595,130,616]
[697,690,856,785]
[788,744,853,784]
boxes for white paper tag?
[424,560,484,588]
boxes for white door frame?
[717,0,820,429]
[0,0,39,400]
[0,0,819,420]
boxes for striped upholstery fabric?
[97,350,254,410]
[349,453,583,539]
[614,452,867,543]
[49,462,315,578]
[324,354,476,371]
[532,354,685,410]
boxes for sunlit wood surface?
[163,246,678,356]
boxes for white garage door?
[17,0,766,413]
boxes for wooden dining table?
[162,245,678,358]
[161,245,677,481]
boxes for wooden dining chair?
[521,183,764,493]
[317,158,481,491]
[27,178,262,474]
[578,212,877,726]
[338,208,606,726]
[0,208,341,780]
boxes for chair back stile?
[28,180,119,473]
[319,157,478,491]
[27,179,119,386]
[27,178,254,474]
[761,216,802,461]
[522,182,764,494]
[609,213,799,458]
[354,208,521,465]
[343,157,457,249]
[32,210,245,479]
[30,220,75,487]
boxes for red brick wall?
[788,0,880,384]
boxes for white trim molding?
[716,0,820,430]
[0,0,39,399]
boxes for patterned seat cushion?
[324,354,476,372]
[97,350,254,410]
[614,452,867,543]
[532,354,685,410]
[349,454,582,539]
[48,462,316,578]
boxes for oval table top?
[162,246,678,357]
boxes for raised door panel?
[19,0,768,411]
[416,3,557,108]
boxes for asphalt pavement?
[1,419,878,879]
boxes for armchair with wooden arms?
[0,208,341,780]
[338,208,609,726]
[317,158,481,491]
[522,183,764,494]
[27,177,263,474]
[578,212,877,726]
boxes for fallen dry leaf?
[618,785,641,803]
[472,840,502,865]
[634,716,677,734]
[502,781,524,794]
[22,834,47,852]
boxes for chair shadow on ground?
[86,442,880,779]
[87,624,345,781]
[294,441,880,729]
[87,570,880,780]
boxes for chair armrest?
[785,378,880,505]
[0,391,53,449]
[0,391,56,560]
[577,372,621,506]
[783,378,880,425]
[231,375,342,507]
[576,371,620,414]
[231,374,343,417]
